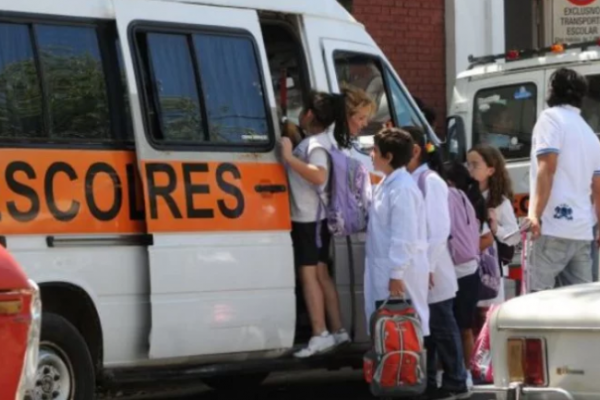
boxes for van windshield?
[472,83,537,160]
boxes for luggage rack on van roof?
[467,38,600,69]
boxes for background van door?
[115,0,295,359]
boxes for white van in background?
[447,40,600,217]
[445,40,600,288]
[0,0,434,398]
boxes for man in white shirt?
[527,68,600,291]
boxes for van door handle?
[254,184,287,194]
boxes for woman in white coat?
[365,127,430,337]
[404,126,469,400]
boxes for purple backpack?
[478,246,500,301]
[307,145,371,241]
[417,170,480,265]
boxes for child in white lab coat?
[365,127,430,337]
[404,126,469,400]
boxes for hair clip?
[425,142,436,153]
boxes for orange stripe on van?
[0,149,144,235]
[0,149,290,235]
[139,160,290,233]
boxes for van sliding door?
[114,0,295,359]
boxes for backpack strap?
[416,169,434,197]
[305,143,334,248]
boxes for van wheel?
[31,313,95,400]
[203,372,269,392]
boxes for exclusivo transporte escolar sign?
[553,0,600,43]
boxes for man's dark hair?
[413,96,436,126]
[547,68,588,108]
[374,128,414,169]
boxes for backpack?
[478,246,501,301]
[363,300,426,398]
[307,143,370,240]
[417,170,480,265]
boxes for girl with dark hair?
[279,88,374,358]
[466,145,519,320]
[404,125,469,399]
[444,161,494,381]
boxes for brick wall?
[351,0,446,134]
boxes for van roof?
[457,40,600,81]
[175,0,356,23]
[22,0,357,25]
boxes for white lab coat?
[412,164,458,304]
[365,167,430,336]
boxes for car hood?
[496,283,600,330]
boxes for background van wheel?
[203,372,269,392]
[32,313,95,400]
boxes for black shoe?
[450,387,472,400]
[426,389,456,400]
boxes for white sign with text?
[553,0,600,43]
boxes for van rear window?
[0,22,113,144]
[473,83,537,160]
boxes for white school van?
[2,0,434,398]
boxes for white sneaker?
[466,371,474,389]
[294,332,336,358]
[333,329,351,345]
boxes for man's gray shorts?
[529,235,593,291]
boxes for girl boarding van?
[0,0,435,398]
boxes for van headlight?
[16,280,42,400]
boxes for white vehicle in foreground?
[473,282,600,400]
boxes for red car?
[0,245,41,399]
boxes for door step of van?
[104,344,368,387]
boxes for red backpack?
[363,301,426,398]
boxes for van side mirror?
[444,115,467,163]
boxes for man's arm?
[592,175,600,239]
[530,152,558,221]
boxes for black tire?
[203,372,269,392]
[36,313,96,400]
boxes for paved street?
[103,370,494,400]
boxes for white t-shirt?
[529,105,600,240]
[288,129,335,222]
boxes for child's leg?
[430,299,468,394]
[291,222,336,358]
[316,262,343,332]
[300,266,327,335]
[315,226,344,334]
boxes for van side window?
[333,51,391,136]
[472,84,537,160]
[135,28,272,149]
[383,67,422,128]
[0,22,122,145]
[582,75,600,137]
[0,23,44,139]
[146,33,205,143]
[36,25,111,141]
